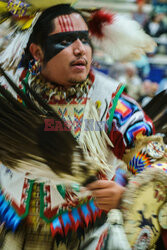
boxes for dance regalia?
[0,1,166,249]
[0,69,166,250]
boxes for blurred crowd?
[108,61,165,107]
[130,0,166,105]
[107,0,167,108]
[133,0,167,54]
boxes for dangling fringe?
[90,13,156,61]
[79,100,113,167]
[107,209,131,250]
[0,13,41,72]
[14,158,80,185]
[78,100,128,180]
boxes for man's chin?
[68,76,88,86]
[69,80,85,86]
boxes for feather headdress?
[0,0,156,72]
[0,0,78,71]
[87,9,156,61]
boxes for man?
[25,4,125,210]
[0,2,166,250]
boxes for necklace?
[29,74,92,102]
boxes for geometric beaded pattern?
[128,148,156,175]
[26,183,50,233]
[73,107,84,139]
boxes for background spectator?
[144,12,167,37]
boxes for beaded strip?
[128,141,166,175]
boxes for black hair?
[22,4,88,68]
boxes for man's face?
[41,13,92,87]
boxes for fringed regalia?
[0,1,166,249]
[0,69,166,249]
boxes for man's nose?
[73,39,86,56]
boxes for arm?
[108,93,154,159]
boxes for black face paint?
[44,30,91,63]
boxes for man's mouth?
[70,59,87,73]
[70,58,87,67]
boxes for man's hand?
[87,180,125,211]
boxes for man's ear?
[29,43,44,62]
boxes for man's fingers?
[87,180,125,210]
[91,188,114,198]
[95,198,120,211]
[94,197,117,204]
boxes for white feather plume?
[0,13,41,72]
[91,14,156,61]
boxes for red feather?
[88,10,115,38]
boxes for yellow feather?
[22,17,35,30]
[26,0,78,9]
[15,17,35,30]
[0,1,8,13]
[0,17,8,24]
